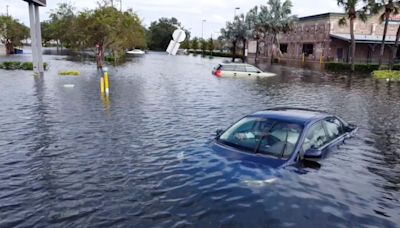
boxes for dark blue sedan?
[212,108,357,168]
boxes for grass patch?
[372,70,400,81]
[58,70,80,76]
[0,61,48,71]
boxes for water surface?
[0,52,399,227]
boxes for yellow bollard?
[103,67,110,96]
[100,77,105,94]
[302,53,305,64]
[320,54,324,64]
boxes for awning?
[330,33,397,44]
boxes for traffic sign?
[23,0,46,7]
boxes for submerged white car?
[212,63,276,78]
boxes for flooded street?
[0,52,399,227]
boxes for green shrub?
[59,70,80,76]
[0,61,48,71]
[372,70,400,81]
[325,62,380,72]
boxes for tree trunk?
[96,43,104,69]
[232,40,237,62]
[5,41,14,55]
[242,38,246,63]
[379,11,390,66]
[255,39,259,63]
[389,25,400,70]
[350,18,356,72]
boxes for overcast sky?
[1,0,340,38]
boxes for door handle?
[248,74,251,76]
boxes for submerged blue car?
[211,108,357,168]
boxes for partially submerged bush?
[372,70,400,81]
[0,61,48,71]
[58,70,80,76]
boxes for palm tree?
[337,0,368,71]
[220,15,249,62]
[259,0,296,63]
[390,23,400,69]
[245,6,265,62]
[370,0,400,66]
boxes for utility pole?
[201,19,206,40]
[6,5,9,16]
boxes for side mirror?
[303,148,322,160]
[215,129,224,138]
[257,71,261,73]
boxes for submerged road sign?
[22,0,46,74]
[166,29,186,55]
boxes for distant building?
[248,12,400,63]
[0,44,6,56]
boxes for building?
[248,12,400,63]
[0,44,6,56]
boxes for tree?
[220,15,250,62]
[207,37,215,52]
[390,20,400,69]
[76,7,146,67]
[48,3,76,50]
[246,6,264,62]
[370,0,400,66]
[147,17,181,51]
[338,0,368,71]
[191,37,199,50]
[200,38,207,54]
[0,16,29,54]
[259,0,296,63]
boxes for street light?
[201,19,206,40]
[234,7,240,18]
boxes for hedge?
[0,61,48,71]
[188,50,243,58]
[372,70,400,81]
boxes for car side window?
[302,121,328,151]
[246,66,260,73]
[234,65,246,72]
[323,117,344,140]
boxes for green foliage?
[0,62,48,70]
[147,17,190,51]
[200,39,207,53]
[188,50,242,58]
[191,37,199,50]
[59,70,80,76]
[207,38,215,51]
[42,3,146,56]
[372,70,400,81]
[325,62,380,72]
[0,16,29,54]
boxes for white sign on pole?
[166,28,186,55]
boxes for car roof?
[219,63,256,67]
[247,107,330,125]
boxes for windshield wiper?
[280,128,290,158]
[254,121,278,154]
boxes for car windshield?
[218,117,303,159]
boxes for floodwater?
[0,52,399,227]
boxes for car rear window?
[221,65,235,71]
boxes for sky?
[1,0,340,38]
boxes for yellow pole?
[302,53,305,64]
[100,77,105,94]
[103,67,109,96]
[320,54,324,64]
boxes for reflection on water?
[0,52,399,227]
